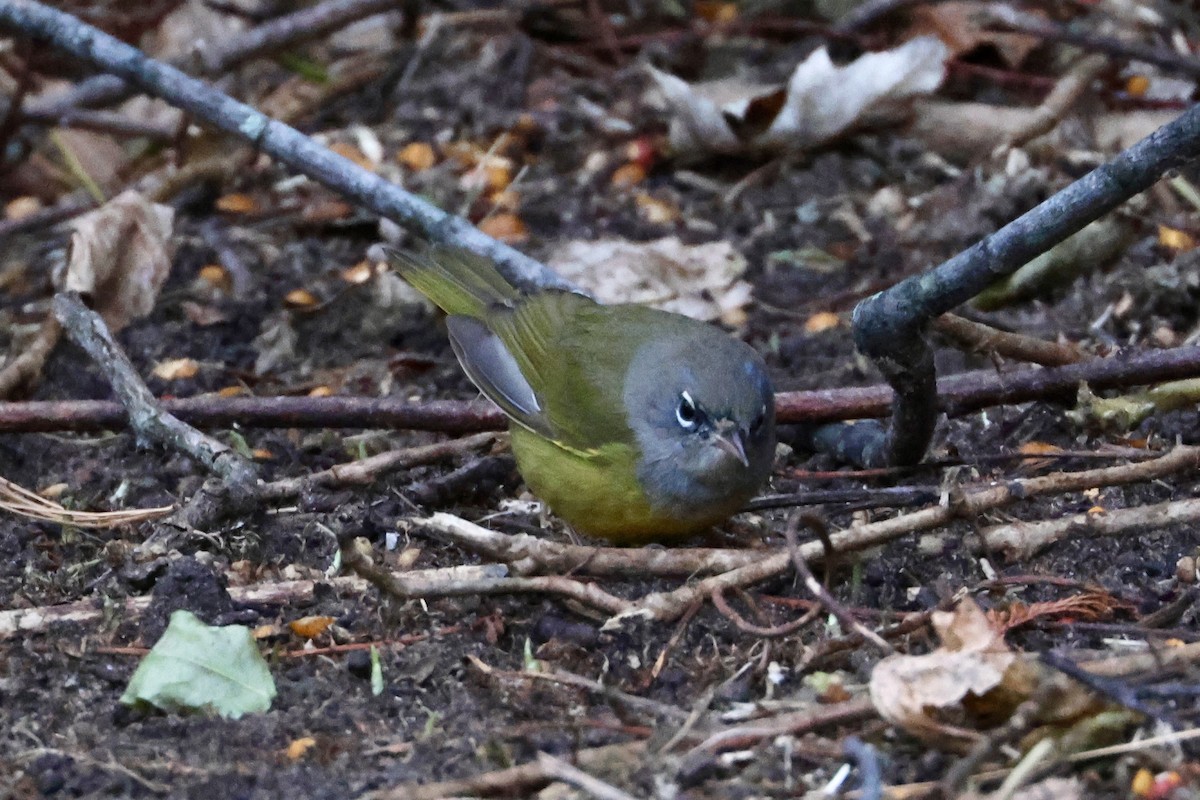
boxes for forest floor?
[1,2,1199,798]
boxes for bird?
[383,245,776,544]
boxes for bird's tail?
[380,245,519,319]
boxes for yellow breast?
[509,425,732,544]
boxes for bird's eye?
[676,391,698,430]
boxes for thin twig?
[0,314,61,398]
[536,752,640,800]
[0,0,566,289]
[341,537,631,615]
[784,514,894,654]
[932,313,1085,367]
[53,292,258,490]
[362,741,648,800]
[986,5,1200,80]
[2,344,1200,433]
[607,444,1200,624]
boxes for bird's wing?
[462,291,639,451]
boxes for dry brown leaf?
[151,357,199,381]
[634,193,680,224]
[650,36,947,156]
[330,141,377,171]
[1158,225,1197,252]
[547,237,751,325]
[477,213,528,243]
[869,597,1041,750]
[182,301,230,327]
[341,261,375,285]
[907,2,1040,67]
[611,162,647,188]
[5,196,41,220]
[216,193,259,214]
[60,190,174,333]
[397,142,437,171]
[804,311,842,333]
[284,289,320,309]
[289,616,335,640]
[198,264,232,293]
[286,737,318,761]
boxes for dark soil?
[2,5,1200,799]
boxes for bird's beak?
[713,425,750,468]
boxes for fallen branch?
[138,433,497,555]
[416,512,767,577]
[972,495,1200,561]
[341,537,632,616]
[932,313,1085,367]
[0,0,564,290]
[606,444,1200,624]
[363,741,648,800]
[0,563,520,640]
[257,432,502,501]
[1,344,1199,433]
[53,292,258,491]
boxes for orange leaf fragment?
[302,199,355,224]
[151,358,200,381]
[285,288,320,308]
[398,142,437,171]
[1126,75,1150,97]
[1132,768,1155,798]
[610,162,646,188]
[341,260,375,285]
[308,385,333,397]
[478,212,528,243]
[695,1,737,23]
[198,264,232,292]
[330,141,377,171]
[39,483,68,499]
[484,162,513,192]
[5,196,41,220]
[289,615,335,639]
[218,385,249,397]
[634,193,679,224]
[286,737,317,761]
[1158,225,1196,252]
[1017,441,1063,456]
[252,448,275,460]
[215,193,258,214]
[489,189,521,211]
[804,311,841,333]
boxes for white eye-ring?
[676,390,698,429]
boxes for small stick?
[53,292,257,491]
[342,538,632,616]
[610,444,1200,624]
[0,315,61,398]
[783,514,894,654]
[932,313,1085,367]
[2,343,1199,433]
[536,752,640,800]
[417,512,766,578]
[258,432,501,501]
[972,495,1200,561]
[987,5,1200,80]
[363,741,648,800]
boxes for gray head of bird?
[622,332,776,511]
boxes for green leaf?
[120,609,276,719]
